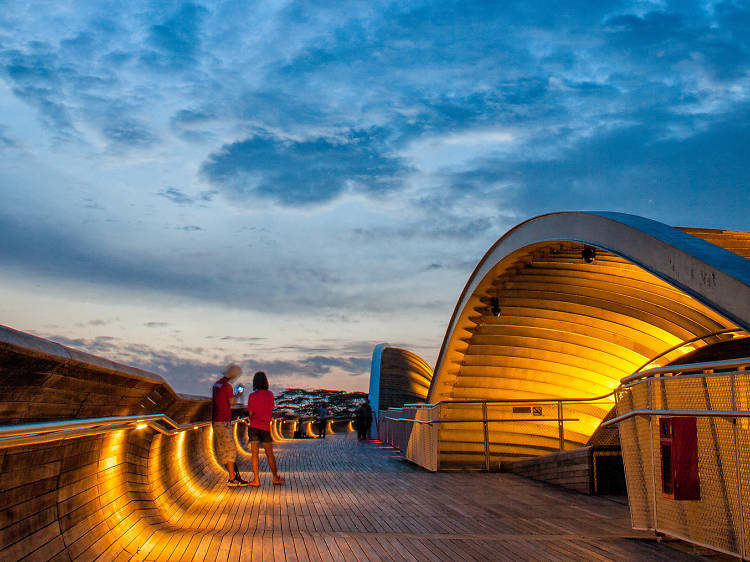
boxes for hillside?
[273,388,369,419]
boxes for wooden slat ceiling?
[438,242,742,403]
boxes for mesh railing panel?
[378,407,439,472]
[617,368,750,558]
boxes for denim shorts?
[248,426,273,443]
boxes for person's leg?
[215,422,242,483]
[263,442,284,483]
[250,442,260,483]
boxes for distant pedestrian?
[317,403,328,438]
[212,364,248,486]
[247,371,285,486]
[355,400,373,441]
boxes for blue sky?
[1,1,749,395]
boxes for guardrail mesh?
[617,369,750,558]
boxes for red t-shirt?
[247,389,274,431]
[212,377,233,422]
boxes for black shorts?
[248,426,273,443]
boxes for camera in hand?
[235,384,245,396]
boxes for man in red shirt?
[212,364,248,486]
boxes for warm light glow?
[304,420,317,438]
[136,423,148,429]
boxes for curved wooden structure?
[0,325,221,560]
[370,213,750,463]
[429,212,750,461]
[369,344,433,411]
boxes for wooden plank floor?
[126,433,710,561]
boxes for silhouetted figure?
[355,400,373,441]
[247,371,284,486]
[317,404,328,438]
[212,364,248,486]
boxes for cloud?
[140,3,208,72]
[42,332,371,395]
[0,49,77,137]
[158,187,194,205]
[170,108,216,142]
[201,129,408,207]
[157,187,217,205]
[0,126,16,150]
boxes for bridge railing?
[378,392,616,472]
[602,356,750,560]
[0,414,250,449]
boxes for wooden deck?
[121,433,708,561]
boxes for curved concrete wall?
[427,212,750,461]
[0,325,229,560]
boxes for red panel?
[659,417,700,500]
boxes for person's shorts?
[212,422,236,464]
[248,426,273,444]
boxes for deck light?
[135,423,148,430]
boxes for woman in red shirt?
[246,371,285,486]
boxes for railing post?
[483,402,490,472]
[557,400,564,451]
[731,371,746,559]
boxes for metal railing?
[0,413,359,450]
[380,392,615,472]
[609,356,750,560]
[0,414,246,449]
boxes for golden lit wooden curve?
[386,213,750,464]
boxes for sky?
[1,1,749,396]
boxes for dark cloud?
[352,216,495,243]
[0,50,77,136]
[0,205,415,315]
[201,129,408,207]
[454,104,750,227]
[102,119,156,147]
[0,126,16,149]
[158,187,194,205]
[43,333,370,395]
[170,108,216,142]
[140,2,208,72]
[157,187,217,205]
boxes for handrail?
[630,329,745,374]
[601,409,750,428]
[620,356,750,385]
[380,416,580,424]
[0,414,248,449]
[402,392,616,408]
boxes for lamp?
[490,297,501,316]
[582,246,596,264]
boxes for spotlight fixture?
[582,246,596,264]
[490,297,501,316]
